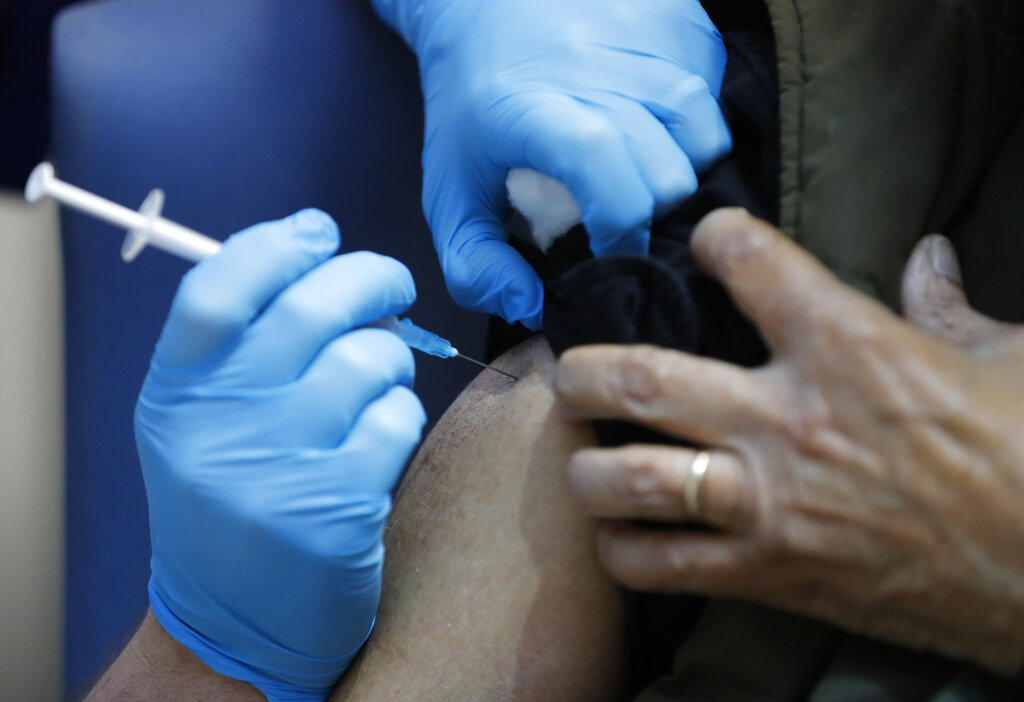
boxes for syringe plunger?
[24,161,220,262]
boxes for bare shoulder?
[417,335,576,471]
[457,334,557,402]
[333,335,624,702]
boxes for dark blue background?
[5,0,488,696]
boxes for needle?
[454,353,519,380]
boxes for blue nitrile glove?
[135,209,426,702]
[371,0,731,329]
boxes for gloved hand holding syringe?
[27,162,517,700]
[25,161,515,380]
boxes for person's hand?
[372,0,732,328]
[136,210,426,701]
[554,208,1024,673]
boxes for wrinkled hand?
[372,0,731,328]
[555,208,1024,673]
[137,210,426,701]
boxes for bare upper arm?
[332,335,626,701]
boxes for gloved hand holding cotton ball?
[372,0,732,329]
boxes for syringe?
[25,162,517,380]
[367,316,516,379]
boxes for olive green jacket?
[635,4,1024,700]
[765,0,1024,317]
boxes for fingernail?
[929,235,962,286]
[711,206,751,222]
[292,208,340,249]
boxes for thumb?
[156,209,340,369]
[901,234,1005,349]
[423,158,545,328]
[438,218,545,329]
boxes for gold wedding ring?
[684,451,710,517]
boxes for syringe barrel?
[149,219,222,261]
[36,167,221,262]
[368,316,457,358]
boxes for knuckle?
[565,115,622,157]
[616,451,666,503]
[705,129,733,160]
[774,517,829,562]
[344,251,415,295]
[331,331,408,379]
[321,334,368,370]
[712,219,772,275]
[547,117,627,180]
[642,540,699,591]
[651,167,698,207]
[785,385,839,446]
[172,274,251,334]
[664,541,695,578]
[615,347,672,408]
[377,329,416,366]
[368,388,426,445]
[277,287,331,330]
[824,309,884,349]
[609,540,690,592]
[677,73,712,98]
[667,75,716,115]
[689,131,733,173]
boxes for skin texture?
[555,208,1024,674]
[332,335,626,701]
[85,611,262,702]
[90,336,625,701]
[93,207,1024,696]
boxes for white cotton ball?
[505,168,582,252]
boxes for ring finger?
[566,444,753,531]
